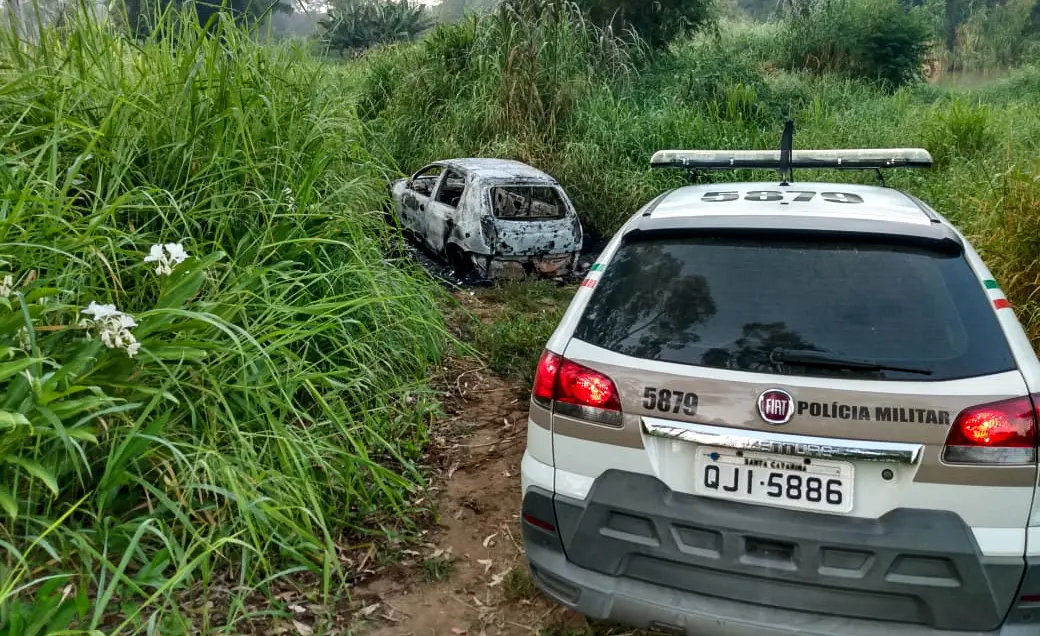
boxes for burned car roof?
[436,158,559,183]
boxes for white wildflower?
[79,302,140,358]
[81,301,120,319]
[0,274,12,298]
[283,187,297,212]
[15,327,31,353]
[125,334,140,358]
[164,243,189,266]
[143,242,190,276]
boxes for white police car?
[520,128,1040,635]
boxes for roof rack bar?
[779,120,794,185]
[650,148,934,171]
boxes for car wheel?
[446,244,474,279]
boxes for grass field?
[1,2,1039,633]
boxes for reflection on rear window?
[573,235,1015,381]
[492,186,565,220]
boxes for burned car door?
[399,165,444,241]
[424,169,467,254]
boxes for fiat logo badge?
[758,389,794,425]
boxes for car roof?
[646,182,932,226]
[435,158,558,183]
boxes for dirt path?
[340,288,640,636]
[346,367,575,636]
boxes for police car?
[520,129,1040,635]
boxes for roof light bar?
[650,148,934,171]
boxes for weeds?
[468,281,575,383]
[0,4,447,632]
[501,568,537,602]
[421,556,456,582]
[359,9,1040,356]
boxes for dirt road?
[345,293,635,636]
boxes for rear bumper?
[520,469,1040,634]
[525,540,1034,636]
[476,252,578,279]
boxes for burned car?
[389,158,583,280]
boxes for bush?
[319,0,432,56]
[0,8,445,631]
[567,0,716,49]
[780,0,933,89]
[945,0,1040,70]
[922,96,994,166]
[357,0,643,156]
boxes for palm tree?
[319,0,430,56]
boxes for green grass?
[468,281,575,383]
[501,567,538,602]
[0,6,448,633]
[420,555,456,582]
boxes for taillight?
[557,359,622,411]
[532,350,561,407]
[530,350,622,426]
[943,396,1038,464]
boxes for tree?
[118,0,293,38]
[319,0,430,56]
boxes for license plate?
[694,446,854,513]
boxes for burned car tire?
[446,244,474,279]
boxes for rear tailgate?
[485,183,582,256]
[547,229,1037,630]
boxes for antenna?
[779,119,794,186]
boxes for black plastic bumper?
[521,470,1040,635]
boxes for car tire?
[446,244,474,279]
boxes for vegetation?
[319,0,431,56]
[780,0,933,88]
[0,6,447,633]
[939,0,1040,70]
[567,0,715,48]
[468,282,574,384]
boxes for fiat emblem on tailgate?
[758,389,794,425]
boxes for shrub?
[566,0,716,49]
[357,0,643,154]
[945,0,1040,70]
[780,0,933,89]
[922,96,994,166]
[319,0,432,56]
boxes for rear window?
[491,185,566,220]
[573,234,1015,381]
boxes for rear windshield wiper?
[769,348,933,376]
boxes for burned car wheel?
[446,244,474,279]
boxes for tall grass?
[357,11,1040,233]
[0,5,447,632]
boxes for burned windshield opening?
[491,185,566,220]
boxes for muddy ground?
[344,292,639,636]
